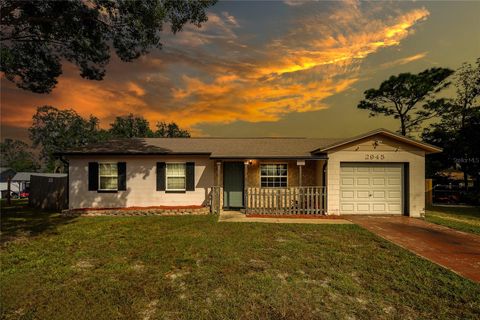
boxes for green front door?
[223,162,244,208]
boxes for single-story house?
[11,172,68,195]
[59,128,441,217]
[0,167,18,198]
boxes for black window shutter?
[118,162,127,191]
[186,162,195,191]
[157,162,166,191]
[88,162,98,191]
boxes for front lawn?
[1,202,479,319]
[425,205,480,235]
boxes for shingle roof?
[60,137,342,158]
[59,128,442,158]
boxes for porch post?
[299,166,303,187]
[214,161,222,214]
[244,161,248,188]
[297,160,305,187]
[216,161,221,186]
[244,161,249,210]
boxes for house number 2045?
[365,154,385,160]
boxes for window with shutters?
[166,163,186,191]
[260,163,288,188]
[99,163,118,191]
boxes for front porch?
[210,159,328,215]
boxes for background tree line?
[358,58,480,197]
[1,106,190,173]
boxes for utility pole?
[6,175,12,205]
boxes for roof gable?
[311,129,442,154]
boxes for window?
[99,163,118,190]
[260,164,288,188]
[166,163,186,191]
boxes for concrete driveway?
[347,216,480,283]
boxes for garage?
[339,163,404,215]
[320,129,442,217]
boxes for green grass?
[425,205,480,235]
[1,202,479,319]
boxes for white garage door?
[340,163,403,215]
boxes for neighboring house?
[11,172,68,195]
[60,128,441,217]
[0,167,18,198]
[436,169,475,188]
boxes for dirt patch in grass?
[132,262,145,272]
[73,259,95,270]
[140,300,158,320]
[165,269,190,281]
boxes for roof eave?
[210,155,328,160]
[311,129,442,154]
[59,152,212,156]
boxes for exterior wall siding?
[326,135,426,217]
[245,160,320,188]
[68,155,214,209]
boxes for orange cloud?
[127,82,146,97]
[161,5,430,128]
[1,71,149,129]
[258,8,429,77]
[380,52,428,69]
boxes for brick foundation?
[245,214,339,219]
[63,206,210,217]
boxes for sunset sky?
[1,0,479,141]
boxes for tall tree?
[108,115,191,138]
[0,139,39,172]
[423,58,480,191]
[357,68,454,136]
[29,106,101,172]
[1,0,216,93]
[449,58,480,128]
[109,114,153,138]
[153,121,190,137]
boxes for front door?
[223,162,244,209]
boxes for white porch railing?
[245,186,326,215]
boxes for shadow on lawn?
[0,200,78,244]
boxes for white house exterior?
[68,155,214,209]
[62,129,441,217]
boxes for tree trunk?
[400,117,407,136]
[463,169,469,192]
